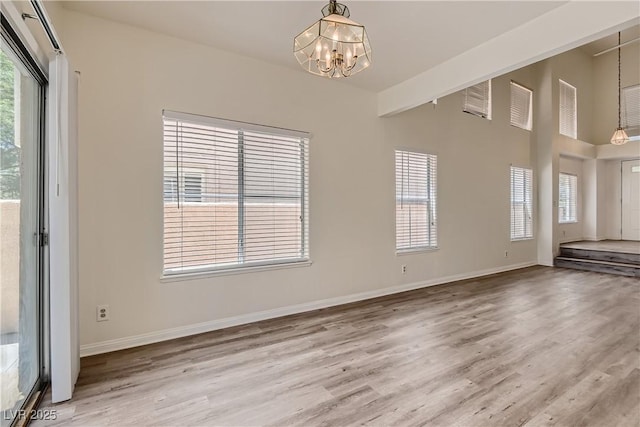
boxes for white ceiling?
[62,1,568,92]
[580,24,640,56]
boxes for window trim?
[558,172,578,224]
[463,80,492,120]
[510,166,534,241]
[559,79,577,139]
[160,259,313,282]
[510,80,533,131]
[622,84,640,140]
[162,110,310,278]
[395,149,438,253]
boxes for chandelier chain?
[617,31,622,128]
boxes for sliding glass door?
[0,21,46,427]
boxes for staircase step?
[558,247,640,265]
[554,256,640,277]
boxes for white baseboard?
[80,261,537,357]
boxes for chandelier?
[293,0,372,78]
[611,32,629,145]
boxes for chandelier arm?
[343,56,359,72]
[316,58,336,74]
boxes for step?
[558,247,640,266]
[554,256,640,277]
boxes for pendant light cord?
[617,31,622,128]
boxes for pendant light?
[611,32,629,145]
[293,0,372,78]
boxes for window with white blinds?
[559,79,577,139]
[510,81,533,130]
[622,84,640,139]
[163,110,309,275]
[510,166,533,241]
[395,150,437,251]
[463,80,492,119]
[558,173,577,223]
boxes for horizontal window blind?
[510,81,533,130]
[163,111,309,275]
[558,173,577,223]
[622,84,640,138]
[559,79,577,139]
[463,80,492,119]
[395,150,437,251]
[510,166,533,240]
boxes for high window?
[463,80,492,119]
[559,173,577,223]
[622,84,640,140]
[395,150,437,251]
[510,81,533,130]
[559,79,577,139]
[510,166,533,240]
[163,111,309,275]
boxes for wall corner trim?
[80,261,537,357]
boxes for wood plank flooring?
[34,266,640,426]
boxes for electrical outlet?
[504,251,508,257]
[401,264,407,274]
[97,305,110,322]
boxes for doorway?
[0,17,47,427]
[622,159,640,241]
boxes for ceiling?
[62,1,568,92]
[580,24,640,56]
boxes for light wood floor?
[34,266,640,426]
[561,240,640,255]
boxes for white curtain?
[48,53,79,403]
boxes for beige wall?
[59,10,540,351]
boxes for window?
[463,80,492,119]
[622,84,640,140]
[163,172,203,203]
[184,174,202,202]
[510,81,533,130]
[558,173,577,223]
[510,166,533,240]
[163,175,178,203]
[395,150,437,251]
[163,111,309,275]
[559,79,577,138]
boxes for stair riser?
[554,258,640,277]
[559,248,640,265]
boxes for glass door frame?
[1,13,49,425]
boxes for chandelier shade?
[611,128,629,145]
[293,1,371,78]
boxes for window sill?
[559,221,578,224]
[396,247,439,256]
[511,237,534,242]
[160,260,312,283]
